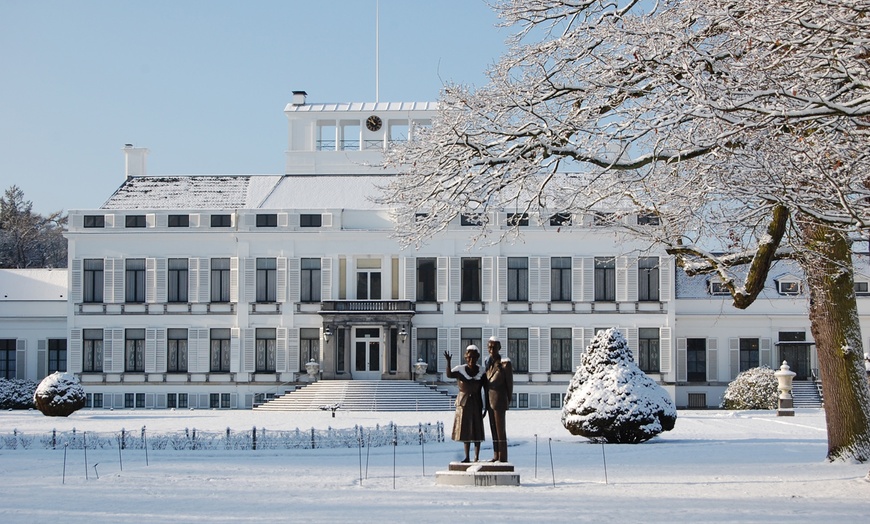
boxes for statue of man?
[484,336,513,462]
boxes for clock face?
[366,115,382,132]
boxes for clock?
[366,115,382,132]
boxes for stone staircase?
[253,380,456,412]
[791,380,823,408]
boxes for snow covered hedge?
[721,366,778,410]
[0,378,37,409]
[561,328,676,443]
[33,372,86,417]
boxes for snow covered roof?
[0,269,68,301]
[284,101,437,113]
[101,175,283,210]
[675,259,805,299]
[260,174,395,210]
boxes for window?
[508,327,529,372]
[168,258,189,303]
[549,213,571,227]
[637,213,660,226]
[83,259,104,303]
[460,328,483,360]
[594,257,616,301]
[300,214,322,227]
[256,214,277,227]
[550,393,564,409]
[167,393,188,409]
[256,328,276,372]
[507,257,529,302]
[687,338,706,382]
[84,215,105,228]
[855,281,870,296]
[638,257,660,302]
[739,338,760,372]
[301,258,321,302]
[550,328,572,373]
[211,258,231,303]
[210,393,231,409]
[416,328,438,373]
[48,338,67,373]
[125,258,146,303]
[638,328,660,373]
[256,258,277,303]
[300,328,320,369]
[210,328,231,372]
[0,339,15,379]
[124,393,145,408]
[709,281,730,295]
[550,257,572,302]
[168,214,189,227]
[510,393,529,409]
[85,392,103,408]
[125,215,146,228]
[416,258,437,302]
[356,258,381,300]
[83,329,103,372]
[460,214,482,226]
[593,212,614,226]
[507,213,529,226]
[167,328,188,373]
[125,329,145,372]
[778,280,801,295]
[461,258,481,301]
[211,214,232,227]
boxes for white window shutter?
[528,327,541,372]
[572,327,589,372]
[107,328,124,373]
[760,338,772,368]
[155,328,167,373]
[70,259,83,303]
[659,256,673,302]
[437,257,449,303]
[482,257,494,302]
[287,328,300,373]
[626,327,639,362]
[321,257,333,300]
[729,338,740,379]
[69,329,82,373]
[37,339,47,378]
[322,213,333,227]
[496,256,507,302]
[660,327,672,373]
[403,257,415,301]
[287,258,301,302]
[616,257,630,302]
[230,327,241,373]
[707,338,719,382]
[448,257,460,302]
[243,328,255,373]
[145,328,158,372]
[230,257,240,303]
[538,257,551,302]
[276,257,288,303]
[276,328,288,372]
[627,257,638,302]
[194,328,211,373]
[243,258,256,303]
[529,257,541,302]
[676,337,688,382]
[539,327,551,373]
[15,339,26,379]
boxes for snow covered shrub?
[721,366,778,410]
[561,328,676,444]
[33,372,86,417]
[0,378,37,409]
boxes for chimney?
[123,144,149,178]
[291,90,308,106]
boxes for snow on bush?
[0,378,37,409]
[561,328,676,443]
[33,372,86,417]
[721,366,778,410]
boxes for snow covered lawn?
[0,408,867,523]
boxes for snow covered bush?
[0,378,37,409]
[561,328,676,443]
[721,367,778,410]
[33,372,85,417]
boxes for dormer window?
[777,280,801,295]
[84,215,105,228]
[708,281,730,296]
[855,281,870,296]
[461,213,482,226]
[256,214,278,227]
[211,214,232,227]
[300,214,322,228]
[507,213,529,227]
[592,212,614,226]
[549,212,571,226]
[125,215,146,228]
[637,213,660,226]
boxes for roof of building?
[284,101,437,113]
[260,174,395,210]
[0,269,68,301]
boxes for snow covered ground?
[1,408,868,523]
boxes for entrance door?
[353,327,381,380]
[779,344,811,380]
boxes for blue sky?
[0,1,506,213]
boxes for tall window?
[550,257,572,302]
[168,258,189,303]
[507,257,529,302]
[255,328,276,372]
[83,329,103,372]
[125,329,145,372]
[460,328,483,361]
[210,328,231,372]
[638,328,660,373]
[211,258,231,303]
[48,338,67,373]
[256,258,277,302]
[416,258,437,302]
[508,328,529,372]
[638,257,660,301]
[167,328,188,373]
[416,328,438,372]
[301,258,321,302]
[125,259,146,303]
[687,338,706,382]
[739,338,759,372]
[356,258,381,300]
[594,257,616,301]
[0,339,15,379]
[550,328,572,373]
[83,259,104,303]
[461,258,481,301]
[300,328,320,368]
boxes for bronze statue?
[484,336,513,462]
[444,346,486,462]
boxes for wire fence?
[0,422,445,451]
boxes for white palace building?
[3,91,870,410]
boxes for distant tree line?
[0,185,67,268]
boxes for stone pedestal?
[435,462,520,486]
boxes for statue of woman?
[444,345,486,462]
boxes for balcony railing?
[320,300,414,312]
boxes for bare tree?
[0,185,67,268]
[380,0,870,461]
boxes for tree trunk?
[800,215,870,462]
